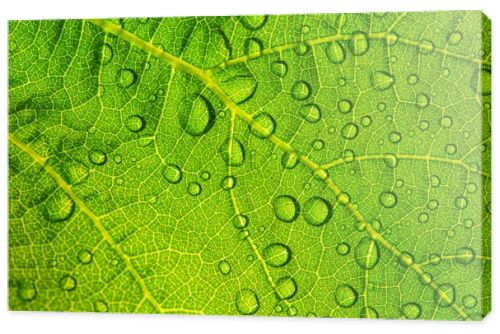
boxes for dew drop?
[399,251,415,266]
[384,153,398,168]
[379,191,397,208]
[270,60,288,77]
[17,280,37,302]
[303,196,333,227]
[244,37,264,54]
[402,302,422,319]
[435,283,456,308]
[427,200,439,210]
[113,154,122,164]
[220,176,236,190]
[455,247,475,265]
[232,214,249,229]
[325,41,346,64]
[341,122,359,140]
[430,175,441,187]
[249,112,276,139]
[291,80,312,100]
[77,249,93,264]
[180,95,216,137]
[372,71,395,91]
[462,295,478,309]
[418,212,429,224]
[419,120,429,131]
[388,131,402,144]
[312,139,324,151]
[201,171,211,181]
[88,149,107,165]
[218,260,232,275]
[447,31,463,45]
[349,31,370,56]
[235,289,260,315]
[428,253,442,265]
[125,115,146,132]
[263,243,292,267]
[334,284,358,308]
[44,191,75,222]
[361,115,372,127]
[299,103,322,123]
[65,160,89,185]
[275,276,298,300]
[219,137,246,166]
[336,242,351,256]
[354,237,380,270]
[445,144,457,155]
[118,68,137,88]
[281,151,299,169]
[162,164,182,184]
[337,99,353,114]
[94,300,108,312]
[273,195,300,223]
[454,196,468,209]
[416,93,430,109]
[59,274,77,292]
[418,39,435,55]
[294,42,311,56]
[187,182,202,196]
[407,74,419,85]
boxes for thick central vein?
[87,18,471,319]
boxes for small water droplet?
[118,68,137,88]
[447,31,463,45]
[220,176,236,190]
[77,249,93,264]
[341,122,359,140]
[361,115,372,127]
[384,153,398,168]
[59,274,77,291]
[336,242,350,256]
[240,15,268,30]
[435,283,456,308]
[462,295,478,309]
[445,143,457,155]
[291,80,312,100]
[88,149,107,165]
[273,195,300,223]
[201,171,211,181]
[113,154,122,164]
[337,99,353,114]
[388,131,402,144]
[249,112,276,139]
[454,196,468,209]
[187,182,202,196]
[325,41,346,64]
[402,302,422,319]
[281,151,299,169]
[407,74,419,85]
[244,37,264,54]
[418,212,429,223]
[17,280,37,301]
[355,237,380,270]
[64,160,89,185]
[455,247,475,265]
[372,70,395,91]
[218,260,232,275]
[232,214,249,229]
[162,164,182,184]
[263,243,292,267]
[294,42,311,56]
[235,289,260,315]
[334,284,358,308]
[275,276,297,300]
[219,138,246,166]
[94,300,108,312]
[418,39,435,55]
[44,191,75,223]
[360,306,379,319]
[416,93,430,109]
[379,191,397,208]
[312,139,324,151]
[125,115,146,132]
[399,251,415,266]
[349,31,369,56]
[299,103,322,123]
[101,43,113,65]
[303,196,333,227]
[270,60,288,77]
[180,95,216,137]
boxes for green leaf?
[8,11,491,320]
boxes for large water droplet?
[17,279,37,301]
[291,80,312,101]
[88,149,107,165]
[77,249,93,264]
[232,214,249,229]
[263,243,292,267]
[270,60,288,77]
[415,93,430,109]
[334,284,358,308]
[220,176,236,190]
[299,103,322,123]
[125,115,146,132]
[337,99,353,114]
[179,95,216,137]
[273,195,300,223]
[281,151,299,170]
[275,276,298,300]
[249,112,276,139]
[401,302,422,319]
[372,71,395,91]
[59,274,77,291]
[379,191,397,208]
[235,289,260,315]
[44,191,75,222]
[187,182,202,196]
[325,41,346,64]
[303,196,333,227]
[162,164,182,184]
[219,138,246,166]
[64,160,89,185]
[341,122,359,139]
[118,68,137,88]
[349,31,369,56]
[355,237,380,270]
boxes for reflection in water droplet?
[355,237,380,270]
[162,164,182,184]
[334,284,358,308]
[303,196,333,227]
[273,195,300,223]
[263,243,292,267]
[235,289,260,315]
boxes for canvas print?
[8,11,491,320]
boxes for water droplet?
[64,160,89,185]
[232,214,248,229]
[113,154,122,164]
[454,196,468,209]
[294,42,311,56]
[336,242,350,256]
[101,43,113,65]
[420,272,433,285]
[44,191,75,222]
[17,280,37,301]
[379,191,397,208]
[349,31,370,56]
[361,115,372,127]
[435,283,456,308]
[249,112,276,139]
[118,68,137,88]
[402,302,422,319]
[291,80,312,100]
[187,182,202,196]
[77,249,93,264]
[377,102,387,111]
[462,295,478,309]
[407,74,419,85]
[456,247,475,265]
[303,196,333,227]
[235,289,260,315]
[416,93,430,109]
[447,31,463,45]
[442,68,451,77]
[273,195,300,223]
[312,139,324,151]
[372,71,395,91]
[399,251,415,266]
[341,122,359,139]
[299,103,322,123]
[201,171,211,181]
[162,164,182,184]
[240,15,268,30]
[275,276,297,300]
[445,143,457,155]
[9,39,19,52]
[427,200,439,211]
[430,175,441,187]
[244,37,264,54]
[180,95,216,137]
[325,41,346,64]
[270,60,288,77]
[384,153,398,168]
[220,176,236,190]
[419,120,429,131]
[355,237,380,270]
[388,131,402,144]
[466,183,477,194]
[418,39,435,55]
[334,284,358,308]
[125,115,146,132]
[219,138,246,167]
[337,99,353,114]
[360,306,379,319]
[94,300,108,312]
[263,243,292,267]
[88,149,107,165]
[418,212,429,223]
[59,274,77,291]
[281,151,299,169]
[428,253,442,265]
[218,260,232,275]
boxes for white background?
[0,0,497,333]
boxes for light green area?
[8,11,491,320]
